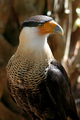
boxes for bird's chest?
[7,54,48,93]
[7,54,49,112]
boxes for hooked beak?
[53,23,64,36]
[38,20,64,36]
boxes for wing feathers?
[46,60,79,120]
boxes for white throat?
[19,27,48,49]
[18,27,53,60]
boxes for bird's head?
[19,15,63,50]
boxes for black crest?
[20,15,53,31]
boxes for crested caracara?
[6,15,79,120]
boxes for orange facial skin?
[37,20,57,35]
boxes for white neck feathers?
[18,27,53,60]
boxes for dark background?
[0,0,80,119]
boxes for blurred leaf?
[71,0,75,1]
[73,18,80,30]
[76,7,80,16]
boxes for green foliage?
[71,0,75,1]
[76,7,80,16]
[73,18,80,30]
[73,7,80,30]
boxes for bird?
[6,15,79,120]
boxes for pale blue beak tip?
[54,24,64,36]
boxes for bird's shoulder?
[45,60,78,120]
[46,59,70,86]
[45,59,72,102]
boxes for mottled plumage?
[6,15,79,120]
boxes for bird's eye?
[38,24,44,28]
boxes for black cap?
[20,15,53,31]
